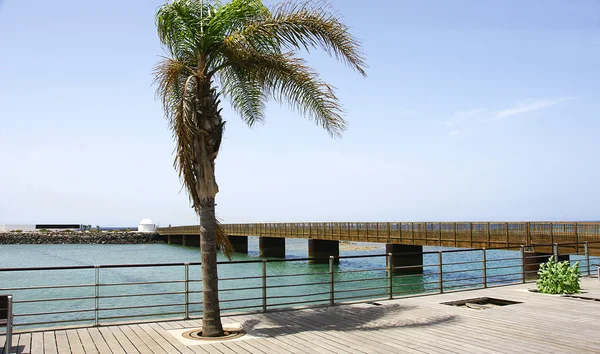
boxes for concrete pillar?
[308,239,339,264]
[259,237,285,258]
[523,252,569,276]
[386,244,423,275]
[229,236,248,253]
[169,235,183,245]
[185,234,200,247]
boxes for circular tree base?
[182,328,246,341]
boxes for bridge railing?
[159,222,600,253]
[0,241,598,332]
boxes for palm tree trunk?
[199,196,224,337]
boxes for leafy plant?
[39,229,50,233]
[536,256,581,294]
[10,230,23,233]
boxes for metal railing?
[0,241,598,332]
[160,222,600,253]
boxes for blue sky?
[1,0,599,226]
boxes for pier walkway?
[159,222,600,256]
[3,278,599,353]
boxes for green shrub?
[39,229,50,233]
[11,230,23,233]
[536,256,581,294]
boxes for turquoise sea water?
[0,239,525,329]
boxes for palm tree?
[154,0,366,337]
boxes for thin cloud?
[449,130,461,136]
[493,97,571,120]
[446,108,488,126]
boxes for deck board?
[65,330,85,354]
[3,278,600,354]
[17,332,31,354]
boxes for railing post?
[329,256,335,305]
[262,259,267,312]
[553,243,559,260]
[585,242,590,276]
[184,263,190,320]
[482,248,487,288]
[387,253,393,299]
[438,251,443,293]
[94,265,100,326]
[520,245,526,283]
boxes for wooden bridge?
[157,221,600,257]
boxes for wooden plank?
[118,326,159,354]
[30,332,44,354]
[76,329,99,354]
[65,329,85,354]
[97,327,127,354]
[54,331,71,354]
[127,325,167,354]
[87,328,112,354]
[17,332,31,354]
[101,326,139,354]
[138,322,194,354]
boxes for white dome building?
[138,218,156,233]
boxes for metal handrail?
[2,241,598,330]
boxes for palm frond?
[220,43,346,136]
[240,0,367,76]
[218,65,266,127]
[216,219,234,261]
[156,0,206,59]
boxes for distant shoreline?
[0,231,163,245]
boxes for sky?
[1,0,600,226]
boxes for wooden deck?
[3,278,600,353]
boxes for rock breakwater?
[0,232,164,244]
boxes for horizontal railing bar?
[0,283,95,291]
[217,297,264,304]
[333,277,386,284]
[266,291,331,300]
[443,275,485,283]
[486,264,522,271]
[266,298,330,308]
[99,303,182,311]
[485,256,525,263]
[334,293,388,302]
[335,267,387,274]
[14,317,96,327]
[219,275,263,281]
[441,259,486,266]
[266,281,332,289]
[219,304,264,312]
[220,285,263,292]
[100,280,184,287]
[266,271,331,279]
[442,268,484,275]
[99,291,186,299]
[15,296,96,304]
[334,286,389,294]
[100,311,185,321]
[392,264,429,270]
[14,308,95,317]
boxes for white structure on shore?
[137,218,156,233]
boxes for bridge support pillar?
[308,239,339,264]
[184,234,200,247]
[228,236,248,253]
[169,235,183,245]
[259,237,285,258]
[523,252,569,277]
[386,244,423,275]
